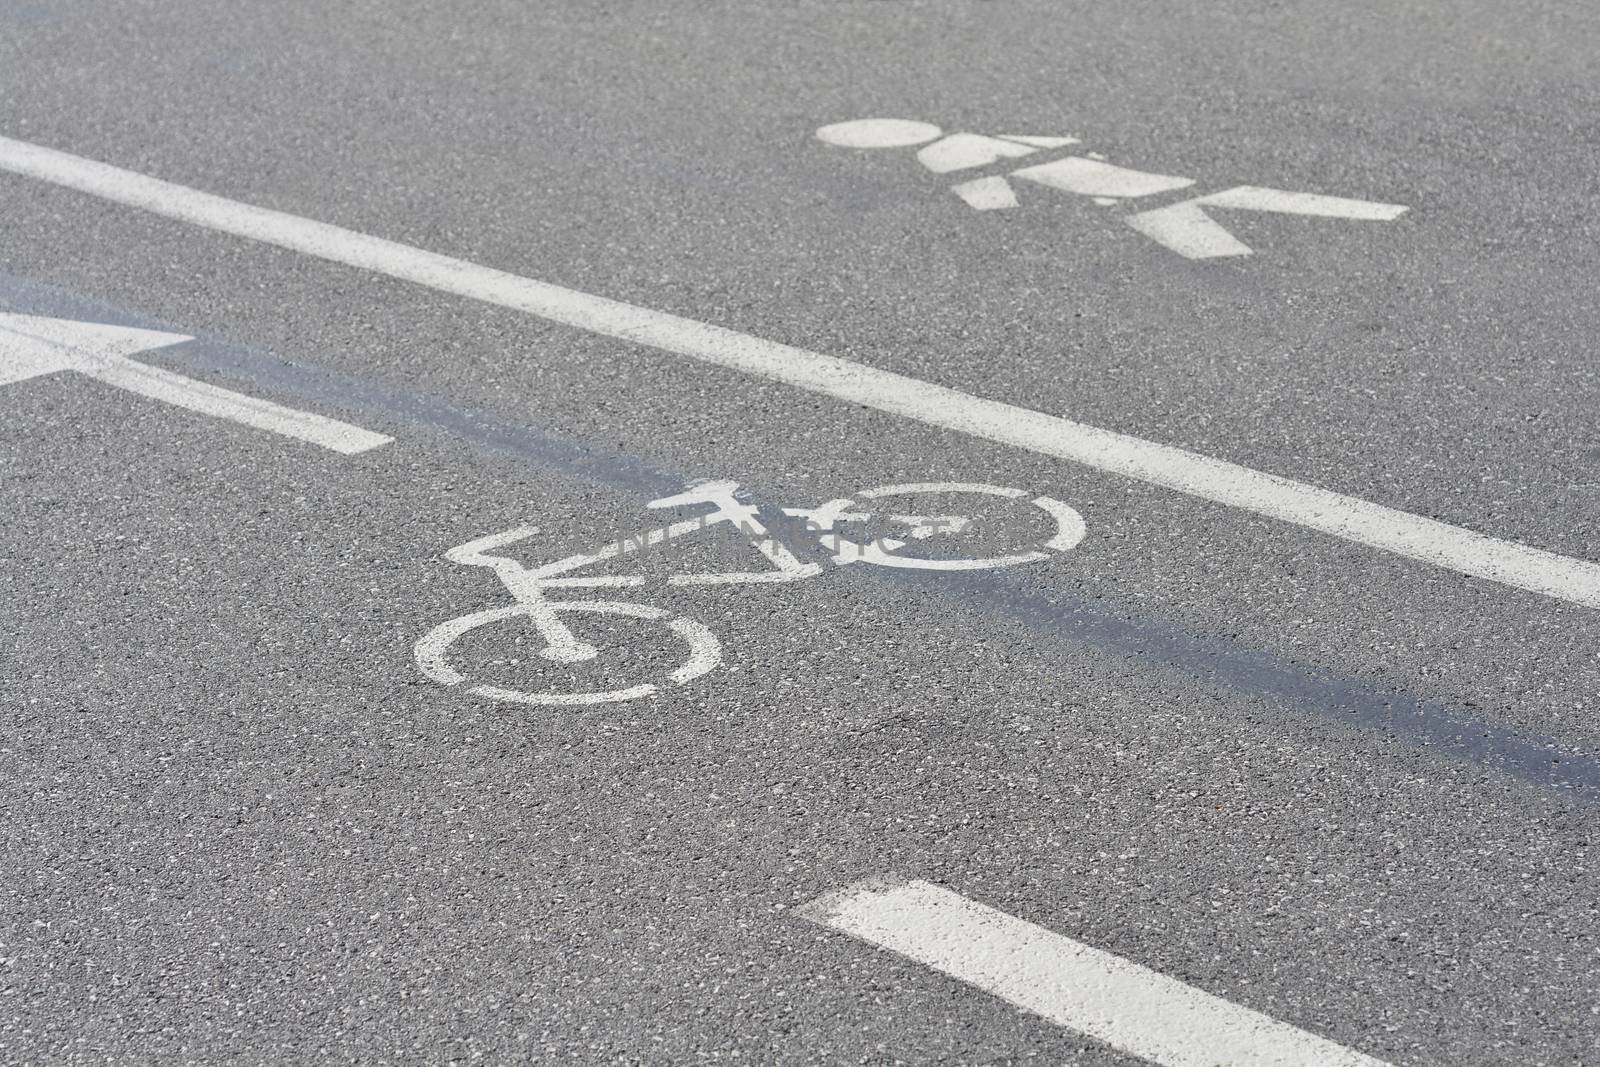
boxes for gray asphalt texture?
[2,2,1599,1064]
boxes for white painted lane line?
[1,134,1594,608]
[0,311,391,454]
[800,877,1394,1067]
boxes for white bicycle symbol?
[414,480,1085,706]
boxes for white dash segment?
[2,134,1596,607]
[801,877,1394,1067]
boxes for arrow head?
[0,311,193,385]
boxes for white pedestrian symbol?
[815,118,1409,260]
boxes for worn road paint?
[916,132,1041,173]
[1123,199,1256,259]
[422,481,1082,704]
[1196,186,1410,220]
[815,118,942,148]
[1012,155,1195,198]
[951,175,1018,211]
[999,135,1079,149]
[2,135,1592,608]
[414,600,723,707]
[1125,185,1411,259]
[0,311,390,454]
[790,483,1086,570]
[800,877,1395,1067]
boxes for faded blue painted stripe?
[2,272,1590,801]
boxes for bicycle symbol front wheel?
[414,601,722,706]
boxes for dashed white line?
[1,133,1595,608]
[800,876,1395,1067]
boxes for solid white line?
[800,877,1394,1067]
[2,133,1596,607]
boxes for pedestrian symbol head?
[815,119,942,149]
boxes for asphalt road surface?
[3,2,1599,1064]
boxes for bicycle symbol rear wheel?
[803,482,1086,569]
[414,600,722,706]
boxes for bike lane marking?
[0,311,391,454]
[800,876,1394,1067]
[7,271,1591,797]
[1,134,1595,609]
[412,481,1087,707]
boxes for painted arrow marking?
[0,312,391,454]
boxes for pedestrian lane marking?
[815,117,1408,259]
[800,876,1395,1067]
[1,134,1595,610]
